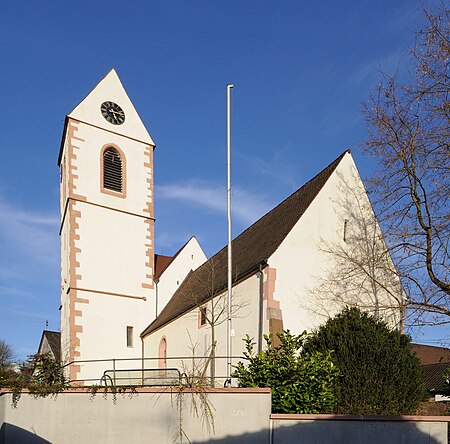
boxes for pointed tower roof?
[58,69,154,165]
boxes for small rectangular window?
[126,326,133,347]
[200,307,207,326]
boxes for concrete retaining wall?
[271,414,449,444]
[0,388,271,444]
[1,389,448,444]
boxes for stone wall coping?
[271,413,450,422]
[0,387,271,395]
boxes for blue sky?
[0,1,445,360]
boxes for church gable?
[268,151,402,332]
[155,236,207,316]
[66,69,154,146]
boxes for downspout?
[154,277,159,318]
[141,336,145,385]
[258,263,265,354]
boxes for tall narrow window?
[126,326,134,347]
[343,219,349,242]
[103,147,123,193]
[199,306,207,327]
[159,337,167,376]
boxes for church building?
[54,70,403,384]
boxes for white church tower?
[58,70,156,382]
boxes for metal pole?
[226,84,234,383]
[227,84,234,382]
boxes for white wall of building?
[269,152,402,335]
[68,122,153,216]
[76,203,150,297]
[143,273,261,382]
[156,237,207,316]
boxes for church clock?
[101,101,126,125]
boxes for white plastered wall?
[76,204,149,297]
[156,237,207,315]
[72,122,152,216]
[60,138,70,360]
[66,126,154,379]
[74,289,153,382]
[67,69,154,146]
[38,337,53,357]
[269,152,402,335]
[143,273,260,382]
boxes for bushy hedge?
[0,353,68,407]
[232,330,339,413]
[304,307,425,415]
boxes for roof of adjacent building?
[154,236,201,280]
[37,330,61,362]
[411,343,450,365]
[141,150,349,338]
[422,362,450,394]
[154,254,175,279]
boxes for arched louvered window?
[103,147,123,193]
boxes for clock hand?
[109,109,123,117]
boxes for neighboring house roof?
[141,150,349,338]
[422,362,450,394]
[411,343,450,365]
[37,330,61,362]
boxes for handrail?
[64,355,243,366]
[100,367,183,387]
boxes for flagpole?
[226,83,234,385]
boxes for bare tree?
[0,339,15,367]
[308,171,405,330]
[186,259,248,385]
[363,4,450,326]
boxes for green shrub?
[304,307,425,415]
[0,353,68,407]
[443,369,450,396]
[232,330,339,413]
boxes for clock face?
[100,101,125,125]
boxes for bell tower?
[58,70,155,381]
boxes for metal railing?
[64,355,244,387]
[100,368,187,387]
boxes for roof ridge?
[208,149,349,261]
[155,236,201,279]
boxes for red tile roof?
[154,236,200,279]
[411,343,450,365]
[154,254,174,279]
[422,362,450,394]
